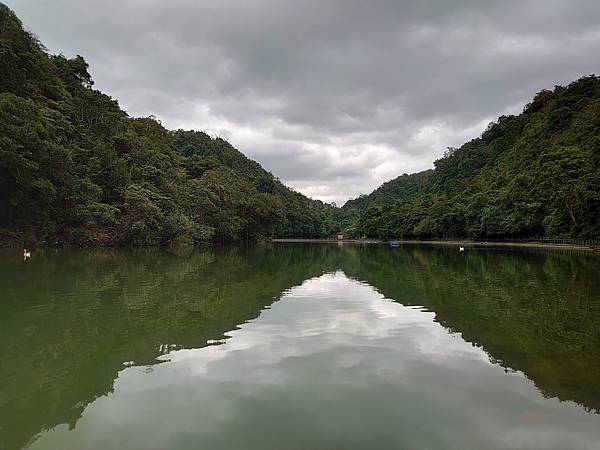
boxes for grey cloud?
[6,0,600,203]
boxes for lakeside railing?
[413,237,600,248]
[322,235,600,248]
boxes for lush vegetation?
[2,2,599,245]
[339,170,432,235]
[343,76,600,240]
[0,4,337,246]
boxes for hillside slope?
[339,170,432,232]
[2,2,599,245]
[344,76,600,240]
[0,4,337,246]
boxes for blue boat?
[389,241,400,247]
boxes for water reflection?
[0,245,335,450]
[0,244,599,449]
[27,272,600,450]
[341,245,600,412]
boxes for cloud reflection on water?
[31,271,600,450]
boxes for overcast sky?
[6,1,600,204]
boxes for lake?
[1,243,599,450]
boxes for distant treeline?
[341,76,600,240]
[0,4,338,246]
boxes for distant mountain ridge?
[339,170,432,231]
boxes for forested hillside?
[2,2,599,246]
[0,4,337,246]
[343,76,600,240]
[339,170,432,233]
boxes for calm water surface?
[1,244,599,449]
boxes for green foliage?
[2,2,598,245]
[344,76,600,240]
[171,129,338,239]
[0,4,336,245]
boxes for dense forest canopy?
[0,3,337,245]
[342,77,600,240]
[1,2,599,245]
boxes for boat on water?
[389,241,400,248]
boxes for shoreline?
[1,237,596,252]
[272,238,599,251]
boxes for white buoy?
[459,246,465,252]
